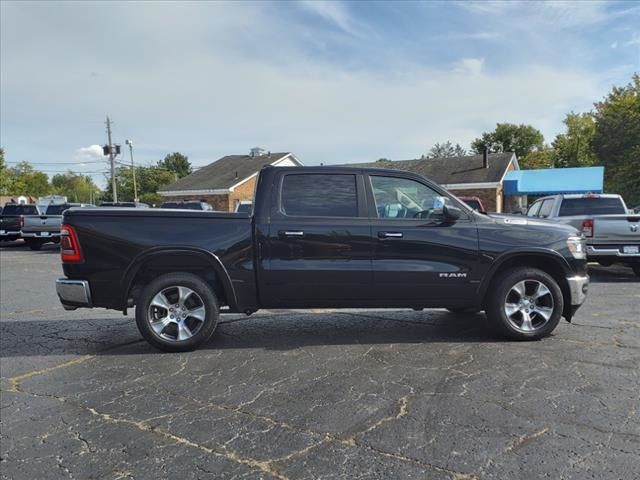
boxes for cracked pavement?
[1,241,639,479]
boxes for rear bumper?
[21,232,60,238]
[56,279,92,310]
[567,275,589,307]
[587,245,640,258]
[0,230,21,237]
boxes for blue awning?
[504,166,604,195]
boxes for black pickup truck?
[0,203,40,242]
[56,166,589,351]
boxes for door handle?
[378,231,403,239]
[279,230,304,237]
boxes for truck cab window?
[527,201,542,217]
[538,199,554,218]
[282,174,358,217]
[370,176,446,219]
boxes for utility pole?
[126,139,137,201]
[106,116,117,202]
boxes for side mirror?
[443,205,462,221]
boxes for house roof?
[159,152,294,192]
[342,152,516,186]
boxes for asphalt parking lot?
[1,241,638,480]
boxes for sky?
[1,0,639,188]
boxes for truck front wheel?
[135,272,219,352]
[486,267,563,340]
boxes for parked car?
[0,203,40,242]
[234,201,253,214]
[100,202,150,208]
[457,196,486,213]
[161,200,214,211]
[525,193,639,276]
[21,203,95,250]
[56,166,589,351]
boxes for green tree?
[551,112,597,168]
[51,172,101,203]
[7,161,51,196]
[591,74,640,205]
[427,141,466,158]
[471,123,545,161]
[0,148,12,195]
[521,147,554,170]
[158,152,192,179]
[106,165,175,205]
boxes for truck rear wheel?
[25,239,43,250]
[486,267,563,340]
[135,272,219,352]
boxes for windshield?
[45,204,70,215]
[558,197,626,216]
[2,204,39,215]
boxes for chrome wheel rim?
[504,280,554,333]
[147,286,206,342]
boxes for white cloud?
[298,0,363,37]
[75,145,104,161]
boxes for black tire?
[632,264,640,278]
[25,239,42,250]
[486,267,563,340]
[135,272,219,352]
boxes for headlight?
[567,236,586,259]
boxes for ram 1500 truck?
[0,203,39,242]
[21,203,95,250]
[56,166,589,352]
[525,193,640,276]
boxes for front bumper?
[567,275,589,307]
[56,279,92,310]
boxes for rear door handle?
[279,230,304,237]
[378,232,403,239]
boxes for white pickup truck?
[525,193,640,276]
[21,203,95,250]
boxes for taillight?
[19,215,24,228]
[581,219,594,238]
[60,224,84,263]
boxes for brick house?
[159,149,303,211]
[348,152,520,212]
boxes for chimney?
[483,145,489,169]
[250,147,266,157]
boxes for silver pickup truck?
[21,203,94,250]
[525,193,640,276]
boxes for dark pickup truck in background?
[57,166,589,351]
[0,203,39,242]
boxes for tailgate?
[22,215,63,233]
[592,215,640,243]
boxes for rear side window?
[538,199,554,218]
[558,197,626,216]
[282,174,358,217]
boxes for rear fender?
[122,246,237,310]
